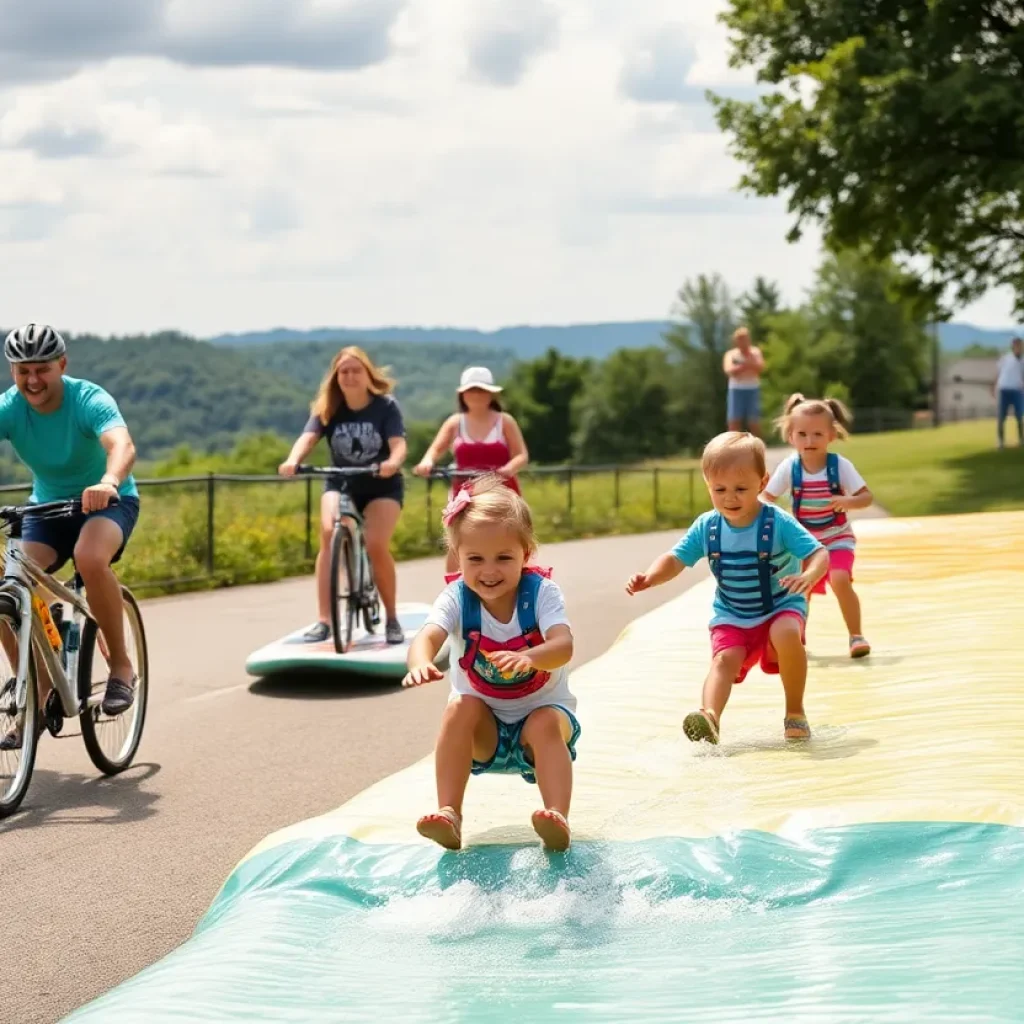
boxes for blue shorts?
[471,704,581,785]
[23,496,141,573]
[727,387,761,424]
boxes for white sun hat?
[457,366,503,393]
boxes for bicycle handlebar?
[293,464,382,477]
[425,468,486,480]
[0,496,121,524]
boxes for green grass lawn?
[833,420,1024,517]
[656,419,1023,518]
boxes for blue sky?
[0,0,1016,336]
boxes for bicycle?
[295,465,383,654]
[0,497,149,818]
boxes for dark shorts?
[997,388,1023,420]
[22,496,141,573]
[324,476,404,516]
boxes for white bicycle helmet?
[4,323,67,363]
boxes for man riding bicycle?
[0,324,141,748]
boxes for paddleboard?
[245,602,448,679]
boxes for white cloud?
[465,0,561,87]
[0,0,1016,335]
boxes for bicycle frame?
[0,535,93,720]
[332,488,378,612]
[294,463,382,614]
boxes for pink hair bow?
[442,488,472,526]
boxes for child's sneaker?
[849,635,871,659]
[683,708,720,745]
[784,714,811,741]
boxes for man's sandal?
[683,708,720,745]
[416,806,462,850]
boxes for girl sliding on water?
[403,476,579,852]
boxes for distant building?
[940,357,998,419]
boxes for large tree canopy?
[711,1,1024,314]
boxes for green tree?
[663,273,736,445]
[757,309,824,429]
[758,250,931,433]
[710,1,1024,313]
[807,249,931,414]
[739,276,783,345]
[572,348,680,464]
[502,349,593,464]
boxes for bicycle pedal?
[44,691,64,736]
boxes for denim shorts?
[23,496,141,573]
[727,387,761,424]
[471,704,581,785]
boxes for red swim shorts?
[710,610,806,684]
[808,547,855,596]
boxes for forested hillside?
[0,333,519,482]
[238,341,517,423]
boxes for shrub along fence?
[0,465,705,596]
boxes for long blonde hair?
[310,346,396,425]
[774,393,854,442]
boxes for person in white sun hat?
[414,366,530,571]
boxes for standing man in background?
[993,336,1023,449]
[723,327,765,437]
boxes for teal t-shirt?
[0,376,139,503]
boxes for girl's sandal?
[531,808,571,852]
[416,806,462,850]
[683,708,720,745]
[849,635,871,659]
[784,715,812,741]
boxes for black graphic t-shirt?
[304,394,405,468]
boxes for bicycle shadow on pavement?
[0,760,161,833]
[247,669,405,701]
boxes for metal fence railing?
[0,402,999,595]
[0,465,703,595]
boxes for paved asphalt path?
[3,527,709,1023]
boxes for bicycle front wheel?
[78,587,149,776]
[0,601,40,819]
[329,524,358,654]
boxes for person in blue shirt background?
[627,431,827,746]
[0,324,141,749]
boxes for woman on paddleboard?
[413,366,529,571]
[279,346,408,644]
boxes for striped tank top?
[791,453,855,551]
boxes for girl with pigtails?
[763,394,875,658]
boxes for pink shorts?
[710,611,806,684]
[807,547,855,596]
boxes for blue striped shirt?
[673,508,822,627]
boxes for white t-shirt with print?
[996,352,1024,391]
[426,577,575,724]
